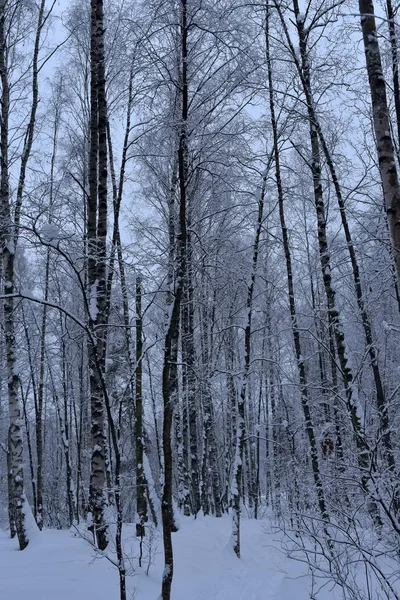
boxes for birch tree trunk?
[0,0,29,550]
[88,0,109,551]
[359,0,400,284]
[385,0,400,156]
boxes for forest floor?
[0,513,343,599]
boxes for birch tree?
[0,0,29,549]
[359,0,400,284]
[87,0,109,551]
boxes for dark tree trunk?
[135,276,148,540]
[161,1,189,597]
[88,0,109,551]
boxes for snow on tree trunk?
[359,0,400,284]
[87,0,109,551]
[0,0,30,551]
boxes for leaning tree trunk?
[21,311,39,519]
[385,0,400,157]
[359,0,400,284]
[27,0,47,530]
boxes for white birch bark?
[359,0,400,284]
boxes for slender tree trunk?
[61,337,76,526]
[199,286,222,517]
[224,313,237,511]
[74,350,86,522]
[105,62,134,337]
[135,276,148,540]
[20,380,37,522]
[266,308,281,516]
[254,368,263,519]
[232,153,266,558]
[181,229,200,514]
[7,429,15,539]
[35,251,49,530]
[13,0,45,235]
[175,386,190,515]
[21,312,39,518]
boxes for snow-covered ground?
[0,514,342,599]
